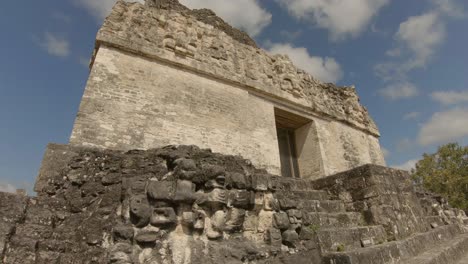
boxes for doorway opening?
[274,108,310,178]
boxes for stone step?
[322,224,464,264]
[404,232,468,264]
[317,225,387,252]
[292,190,330,201]
[298,199,346,213]
[305,212,365,228]
[276,190,330,201]
[425,216,446,228]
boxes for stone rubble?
[1,144,467,263]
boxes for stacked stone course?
[1,0,468,263]
[1,144,468,263]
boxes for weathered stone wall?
[71,45,281,175]
[312,165,432,240]
[93,1,379,136]
[314,119,385,176]
[69,0,386,178]
[2,144,467,263]
[6,144,324,264]
[71,45,386,178]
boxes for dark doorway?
[276,126,300,178]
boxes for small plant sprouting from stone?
[307,224,320,233]
[336,244,345,252]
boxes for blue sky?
[0,0,467,194]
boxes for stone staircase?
[2,145,467,264]
[290,168,468,264]
[274,165,468,264]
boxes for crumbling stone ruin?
[1,0,467,263]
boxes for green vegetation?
[307,224,320,233]
[336,244,345,252]
[411,143,468,211]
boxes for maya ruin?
[1,0,467,263]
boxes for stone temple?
[1,0,467,263]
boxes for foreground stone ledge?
[2,144,467,263]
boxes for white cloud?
[77,0,143,21]
[381,147,390,158]
[431,90,468,105]
[431,0,465,18]
[179,0,272,36]
[403,111,421,120]
[274,0,388,40]
[39,32,70,58]
[267,43,343,83]
[375,0,464,98]
[418,107,468,146]
[392,159,418,171]
[0,182,17,193]
[396,12,445,68]
[79,0,272,36]
[385,48,401,57]
[378,82,419,100]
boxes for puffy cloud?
[267,43,343,83]
[179,0,272,36]
[375,0,464,98]
[418,107,468,146]
[431,0,465,18]
[78,0,272,36]
[0,182,17,193]
[77,0,143,21]
[431,90,468,105]
[378,82,419,100]
[392,159,418,171]
[381,147,390,158]
[38,32,70,58]
[385,48,401,57]
[274,0,388,40]
[403,111,421,120]
[396,12,445,68]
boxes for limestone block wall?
[70,0,387,178]
[312,165,433,240]
[313,119,386,176]
[71,46,281,174]
[5,144,324,264]
[95,0,380,136]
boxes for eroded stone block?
[174,180,196,203]
[147,181,176,201]
[229,190,254,209]
[224,208,246,232]
[274,212,290,230]
[266,228,283,247]
[135,231,159,244]
[129,195,151,227]
[150,207,177,226]
[282,229,299,246]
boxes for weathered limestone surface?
[2,145,468,263]
[70,0,386,177]
[71,46,282,175]
[0,192,28,258]
[92,0,378,136]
